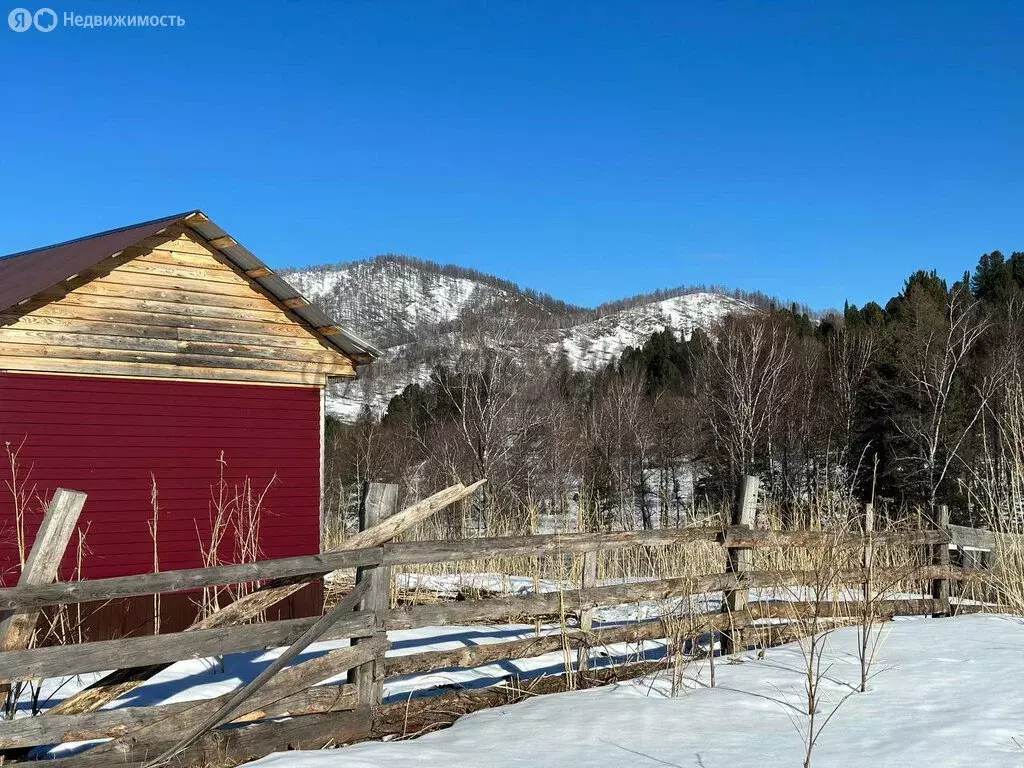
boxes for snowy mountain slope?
[553,292,756,372]
[280,257,759,421]
[282,257,520,347]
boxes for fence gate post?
[349,483,398,708]
[722,474,758,655]
[931,504,951,618]
[575,549,597,674]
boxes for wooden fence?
[0,478,997,767]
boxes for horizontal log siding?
[0,373,324,583]
[0,228,355,385]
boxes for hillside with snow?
[281,257,761,421]
[553,292,756,373]
[283,257,523,347]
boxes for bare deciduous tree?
[696,315,796,483]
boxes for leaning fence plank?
[0,547,383,611]
[0,489,87,649]
[0,488,87,701]
[47,480,484,718]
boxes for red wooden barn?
[0,211,377,637]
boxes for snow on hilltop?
[280,257,759,421]
[554,291,756,372]
[283,257,516,347]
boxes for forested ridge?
[326,249,1024,532]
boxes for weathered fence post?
[0,488,87,701]
[931,504,951,618]
[575,549,598,674]
[862,502,874,605]
[350,483,398,707]
[722,474,758,655]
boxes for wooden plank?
[0,489,87,653]
[0,489,87,702]
[102,266,274,300]
[933,505,951,617]
[70,279,299,313]
[385,574,742,631]
[0,548,384,611]
[207,235,237,249]
[381,527,941,565]
[747,598,947,621]
[2,305,326,339]
[386,616,670,679]
[350,484,397,709]
[347,480,486,553]
[575,549,597,673]
[135,231,214,257]
[0,682,360,750]
[0,329,356,366]
[0,362,335,388]
[384,597,949,681]
[949,523,998,551]
[723,527,949,548]
[245,267,273,279]
[0,313,329,348]
[381,527,722,565]
[722,474,757,654]
[115,259,246,285]
[283,297,310,309]
[135,248,233,271]
[383,565,982,632]
[0,342,355,376]
[10,289,303,325]
[0,612,375,683]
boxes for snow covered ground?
[251,614,1024,768]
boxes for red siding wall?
[0,372,322,584]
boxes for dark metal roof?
[0,210,380,361]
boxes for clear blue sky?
[1,1,1022,310]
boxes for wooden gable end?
[0,225,356,386]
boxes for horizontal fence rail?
[0,526,954,611]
